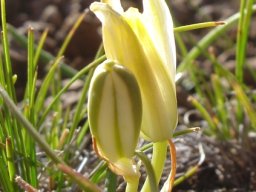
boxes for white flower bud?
[88,60,142,178]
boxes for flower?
[90,0,177,142]
[88,60,142,179]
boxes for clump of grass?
[178,3,256,141]
[0,0,102,190]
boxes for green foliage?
[0,0,101,190]
[178,3,256,140]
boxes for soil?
[3,0,256,191]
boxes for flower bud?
[88,60,142,177]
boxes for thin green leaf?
[235,0,254,82]
[1,0,16,100]
[33,28,49,66]
[136,151,158,192]
[37,55,106,127]
[8,25,78,77]
[174,21,225,33]
[34,56,63,114]
[177,5,256,73]
[105,169,117,192]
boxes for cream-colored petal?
[123,8,177,140]
[142,0,176,84]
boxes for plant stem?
[236,0,254,82]
[173,166,199,187]
[6,138,15,185]
[141,141,168,192]
[135,151,158,192]
[174,21,225,32]
[125,176,140,192]
[1,0,16,100]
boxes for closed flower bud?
[88,60,142,178]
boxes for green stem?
[1,0,16,100]
[141,141,168,192]
[135,151,158,192]
[125,176,140,192]
[173,166,199,187]
[174,21,225,33]
[6,138,15,185]
[235,0,254,82]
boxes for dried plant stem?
[15,176,38,192]
[167,139,177,192]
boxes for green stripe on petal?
[112,66,142,157]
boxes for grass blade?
[136,151,158,192]
[0,85,63,164]
[37,55,106,127]
[6,138,16,187]
[235,0,254,82]
[34,56,63,115]
[188,96,217,135]
[33,28,49,67]
[66,69,94,144]
[0,150,14,192]
[174,21,225,32]
[1,0,16,100]
[56,11,87,58]
[8,25,78,77]
[104,169,117,192]
[177,5,256,73]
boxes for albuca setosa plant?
[88,0,178,191]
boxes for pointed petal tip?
[89,2,121,21]
[90,1,123,14]
[89,2,103,12]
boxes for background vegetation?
[0,0,255,191]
